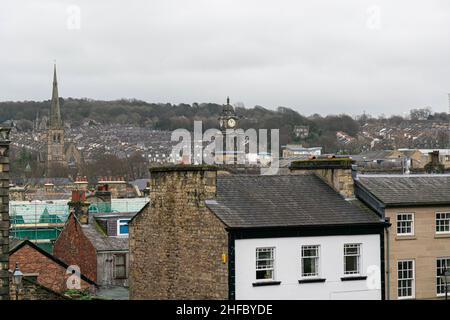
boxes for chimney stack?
[289,157,356,199]
[149,165,217,210]
[68,190,90,224]
[429,150,440,166]
[74,176,88,191]
[94,183,112,213]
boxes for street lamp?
[12,262,23,300]
[440,268,450,301]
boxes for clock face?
[227,118,236,128]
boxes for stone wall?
[10,275,68,300]
[314,168,354,199]
[290,158,355,199]
[10,242,93,293]
[0,128,10,300]
[385,206,450,300]
[129,165,229,299]
[53,214,98,282]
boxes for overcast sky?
[1,0,449,116]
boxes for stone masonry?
[129,165,229,299]
[290,158,355,199]
[0,127,10,300]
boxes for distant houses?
[281,144,322,158]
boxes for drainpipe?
[385,217,391,300]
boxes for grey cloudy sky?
[1,0,450,116]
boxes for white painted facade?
[235,234,381,300]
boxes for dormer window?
[117,219,130,236]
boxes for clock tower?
[216,97,242,164]
[218,97,239,132]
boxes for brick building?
[9,273,69,300]
[0,127,10,300]
[53,209,134,288]
[9,238,96,294]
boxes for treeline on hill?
[0,99,446,153]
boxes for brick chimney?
[289,157,356,199]
[93,183,112,213]
[0,127,10,300]
[429,150,440,166]
[424,150,444,173]
[68,190,90,224]
[44,181,55,193]
[97,176,126,198]
[143,181,150,197]
[74,176,88,191]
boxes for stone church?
[46,65,83,177]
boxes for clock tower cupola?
[218,97,239,132]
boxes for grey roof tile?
[357,174,450,206]
[206,174,382,228]
[82,218,129,251]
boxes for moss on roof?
[149,164,218,172]
[290,157,354,170]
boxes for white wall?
[235,234,381,300]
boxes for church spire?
[50,64,62,129]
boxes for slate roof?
[205,174,382,228]
[129,179,149,191]
[356,174,450,206]
[81,218,129,252]
[9,238,26,251]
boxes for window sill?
[395,235,416,240]
[298,278,326,284]
[435,233,450,239]
[341,276,367,281]
[252,281,281,287]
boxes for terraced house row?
[128,158,450,300]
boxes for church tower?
[47,64,66,175]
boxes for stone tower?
[217,97,241,164]
[47,64,66,175]
[218,97,239,132]
[0,127,10,300]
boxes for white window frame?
[117,219,131,237]
[255,247,275,282]
[436,257,450,297]
[343,243,361,276]
[436,212,450,234]
[301,245,320,279]
[397,259,415,300]
[396,213,414,236]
